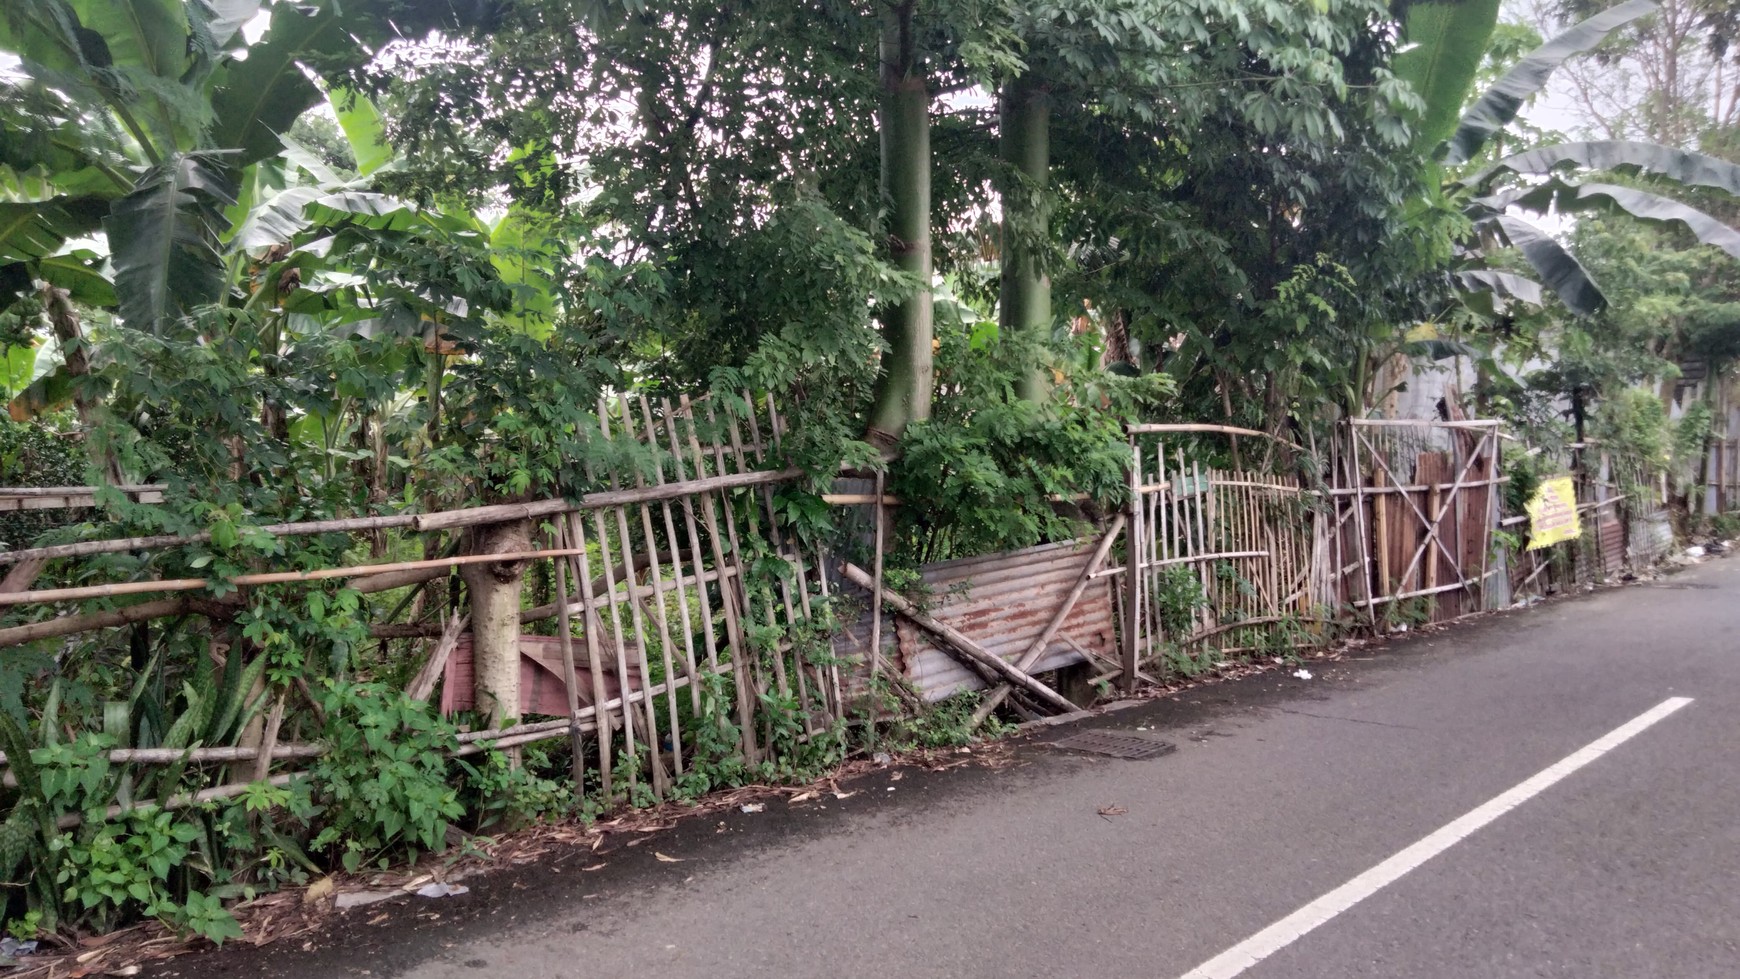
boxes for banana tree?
[1395,0,1740,316]
[0,0,489,336]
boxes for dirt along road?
[156,555,1740,979]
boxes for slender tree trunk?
[866,2,934,448]
[461,519,532,730]
[41,285,123,485]
[999,73,1053,402]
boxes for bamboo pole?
[0,597,196,648]
[733,401,807,729]
[404,612,467,703]
[707,399,779,755]
[567,513,615,798]
[0,484,166,496]
[724,407,793,719]
[600,400,670,797]
[1191,459,1215,639]
[1345,423,1378,625]
[410,468,808,533]
[681,396,758,762]
[743,395,816,728]
[550,528,587,792]
[867,469,886,742]
[638,396,704,718]
[839,563,1076,713]
[589,499,642,798]
[1374,467,1392,598]
[619,395,687,775]
[662,399,720,679]
[1121,439,1142,691]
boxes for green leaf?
[1468,140,1740,196]
[1455,269,1543,308]
[230,184,319,251]
[103,152,238,332]
[488,207,557,338]
[200,0,262,48]
[328,87,391,176]
[1446,0,1658,165]
[0,197,110,265]
[1554,183,1740,261]
[1489,215,1605,316]
[1391,0,1501,151]
[38,249,117,306]
[208,1,360,165]
[69,0,189,81]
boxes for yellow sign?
[1526,476,1581,550]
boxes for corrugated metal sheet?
[894,539,1114,701]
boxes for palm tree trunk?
[866,2,934,447]
[998,73,1052,402]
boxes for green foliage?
[457,742,574,832]
[306,681,463,873]
[1150,565,1208,639]
[0,411,83,549]
[887,691,1008,750]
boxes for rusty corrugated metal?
[894,539,1114,701]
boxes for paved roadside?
[154,556,1740,979]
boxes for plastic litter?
[416,882,470,899]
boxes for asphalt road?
[157,556,1740,979]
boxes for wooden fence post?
[1121,436,1142,692]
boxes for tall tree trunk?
[998,73,1052,402]
[866,2,934,448]
[461,519,532,729]
[41,285,123,485]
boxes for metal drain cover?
[1050,730,1177,760]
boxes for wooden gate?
[1336,419,1502,621]
[1121,425,1318,678]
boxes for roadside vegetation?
[1,0,1737,953]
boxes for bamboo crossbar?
[1347,418,1501,428]
[410,466,806,531]
[0,513,421,567]
[1323,477,1509,497]
[0,464,816,569]
[1140,549,1269,570]
[0,548,588,608]
[0,485,166,496]
[1352,567,1502,608]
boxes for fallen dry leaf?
[653,852,683,863]
[788,790,818,803]
[303,877,335,905]
[582,863,607,872]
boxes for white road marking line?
[1179,696,1694,979]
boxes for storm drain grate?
[1049,730,1176,760]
